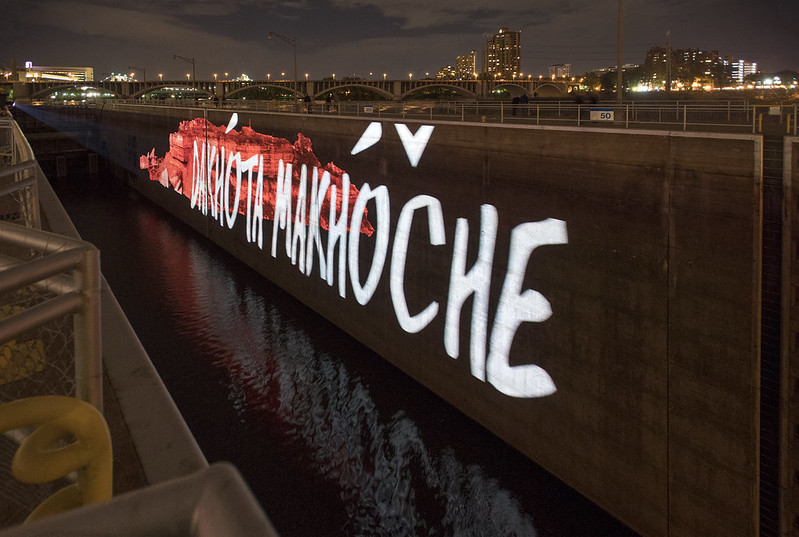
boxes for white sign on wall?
[590,108,615,121]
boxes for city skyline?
[2,0,797,82]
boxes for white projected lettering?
[445,204,497,381]
[486,219,567,397]
[147,115,569,399]
[391,195,446,334]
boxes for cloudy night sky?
[2,0,797,81]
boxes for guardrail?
[32,97,797,135]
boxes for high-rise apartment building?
[456,51,477,79]
[483,28,521,80]
[643,47,732,89]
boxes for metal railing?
[38,97,798,135]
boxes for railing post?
[683,105,687,131]
[577,104,581,126]
[74,247,103,412]
[501,102,504,123]
[752,106,757,134]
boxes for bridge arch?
[315,84,393,101]
[30,84,120,100]
[531,83,567,98]
[225,84,300,100]
[399,83,477,100]
[132,85,214,99]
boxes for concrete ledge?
[0,463,277,537]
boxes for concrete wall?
[20,104,764,537]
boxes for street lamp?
[383,73,387,81]
[158,73,163,81]
[268,31,297,96]
[408,73,413,81]
[186,73,190,81]
[174,54,195,81]
[128,65,146,81]
[305,73,309,81]
[617,0,624,103]
[213,73,217,81]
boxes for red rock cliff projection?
[140,117,373,235]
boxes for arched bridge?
[14,78,575,101]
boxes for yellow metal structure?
[0,305,45,385]
[0,396,112,522]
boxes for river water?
[53,176,638,537]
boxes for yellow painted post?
[0,396,112,522]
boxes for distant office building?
[549,64,571,78]
[18,62,94,82]
[456,51,477,79]
[436,65,457,79]
[484,28,521,80]
[731,59,758,83]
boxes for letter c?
[390,195,446,333]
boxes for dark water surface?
[54,177,638,537]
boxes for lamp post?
[174,54,195,81]
[268,31,297,97]
[128,65,146,82]
[616,0,623,103]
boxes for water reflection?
[135,207,537,536]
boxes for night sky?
[2,0,797,81]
